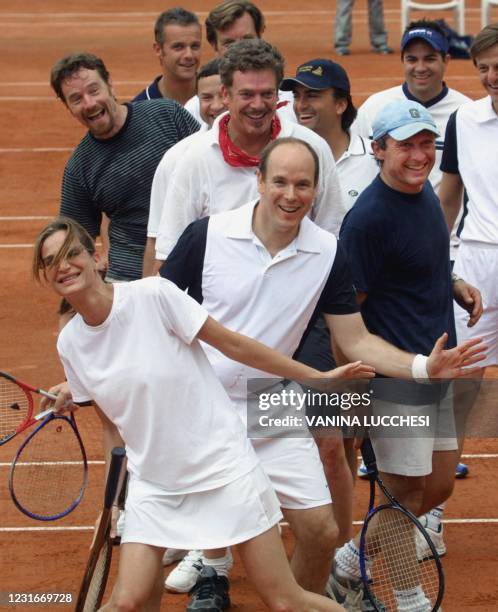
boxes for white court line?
[0,8,482,17]
[0,76,481,87]
[1,517,497,533]
[0,244,34,248]
[0,216,54,220]
[0,147,72,153]
[0,460,104,467]
[461,453,498,459]
[1,455,496,468]
[0,526,94,532]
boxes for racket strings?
[83,540,112,612]
[10,417,86,519]
[0,379,30,440]
[365,508,440,611]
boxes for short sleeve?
[339,211,386,294]
[319,242,359,314]
[60,169,101,238]
[440,111,459,174]
[155,278,208,345]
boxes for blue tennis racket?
[9,410,88,521]
[359,439,444,611]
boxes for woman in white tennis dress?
[33,217,360,611]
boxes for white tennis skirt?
[121,463,282,550]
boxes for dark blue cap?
[280,59,350,93]
[401,28,449,54]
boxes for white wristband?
[411,354,429,380]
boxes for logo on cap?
[409,109,421,118]
[297,65,323,76]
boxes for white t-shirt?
[155,115,346,259]
[57,277,257,494]
[147,126,208,238]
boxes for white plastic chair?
[481,0,498,28]
[401,0,465,35]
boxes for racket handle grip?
[105,447,126,509]
[360,438,377,469]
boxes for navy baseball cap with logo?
[280,59,350,93]
[372,99,440,141]
[401,27,449,54]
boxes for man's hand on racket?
[427,333,487,378]
[453,279,483,328]
[40,381,79,413]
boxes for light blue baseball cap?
[372,99,440,141]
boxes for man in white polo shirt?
[154,39,345,265]
[440,24,498,371]
[161,137,484,609]
[142,59,227,276]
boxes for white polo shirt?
[443,96,498,244]
[160,200,359,404]
[155,115,346,259]
[58,277,258,494]
[185,89,297,125]
[336,134,379,211]
[147,125,208,238]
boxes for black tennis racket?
[9,410,88,520]
[0,371,57,445]
[76,447,127,612]
[359,439,444,612]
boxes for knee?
[110,589,148,612]
[294,514,339,555]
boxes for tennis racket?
[9,411,88,520]
[76,447,127,612]
[359,439,444,612]
[0,370,57,445]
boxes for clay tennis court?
[1,0,497,609]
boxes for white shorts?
[370,387,458,477]
[121,463,282,550]
[453,241,498,367]
[234,396,331,510]
[252,436,332,510]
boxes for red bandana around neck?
[218,113,282,168]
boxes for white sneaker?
[325,567,364,611]
[416,515,447,561]
[165,550,204,593]
[162,548,187,566]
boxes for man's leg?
[238,526,343,611]
[316,435,354,546]
[101,543,164,611]
[335,0,354,53]
[367,0,390,49]
[283,503,338,593]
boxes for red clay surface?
[1,0,497,609]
